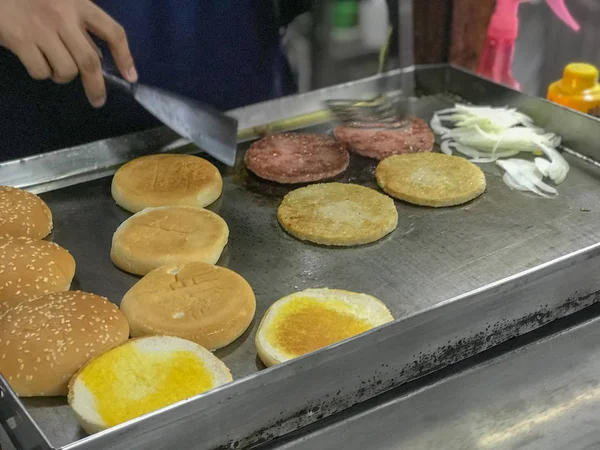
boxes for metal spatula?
[103,71,238,167]
[325,27,397,123]
[325,1,416,124]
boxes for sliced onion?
[431,103,569,196]
[496,159,558,197]
[536,142,569,184]
[434,104,536,131]
[435,106,458,116]
[550,134,562,147]
[534,157,551,177]
[430,114,451,136]
[441,126,551,153]
[503,172,529,191]
[440,140,453,155]
[479,149,520,159]
[448,141,519,161]
[528,125,546,134]
[452,143,480,159]
[470,157,498,164]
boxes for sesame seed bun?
[0,237,76,315]
[111,154,223,213]
[0,186,52,239]
[120,262,256,350]
[110,206,229,276]
[0,291,129,397]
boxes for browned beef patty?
[244,133,350,184]
[333,117,435,160]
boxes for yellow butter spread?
[268,296,372,358]
[79,345,214,427]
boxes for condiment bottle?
[548,63,600,118]
[477,0,580,90]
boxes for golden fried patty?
[375,153,486,207]
[277,182,398,246]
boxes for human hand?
[0,0,137,107]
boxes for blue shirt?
[98,0,295,110]
[0,1,297,160]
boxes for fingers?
[3,0,135,108]
[38,37,78,84]
[83,31,103,59]
[82,2,137,83]
[14,44,52,80]
[59,24,106,107]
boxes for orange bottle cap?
[562,63,599,92]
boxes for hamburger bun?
[256,288,394,367]
[120,262,256,350]
[111,206,229,276]
[68,336,233,434]
[277,183,398,246]
[111,154,223,213]
[0,291,129,397]
[0,186,52,239]
[0,237,76,314]
[375,153,486,207]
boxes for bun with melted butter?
[68,336,232,434]
[255,288,393,367]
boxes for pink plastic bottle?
[477,0,580,90]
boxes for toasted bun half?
[0,291,129,397]
[0,237,76,314]
[256,288,393,367]
[110,206,229,276]
[277,183,398,246]
[0,186,52,239]
[120,262,256,350]
[68,336,233,434]
[111,154,223,213]
[375,153,486,207]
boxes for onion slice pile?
[496,159,557,198]
[430,104,569,197]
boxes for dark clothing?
[0,1,305,161]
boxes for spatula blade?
[133,84,238,166]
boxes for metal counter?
[3,65,600,450]
[261,307,600,450]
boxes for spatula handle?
[102,70,133,94]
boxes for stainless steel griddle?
[3,65,600,450]
[260,307,600,450]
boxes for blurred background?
[283,0,598,98]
